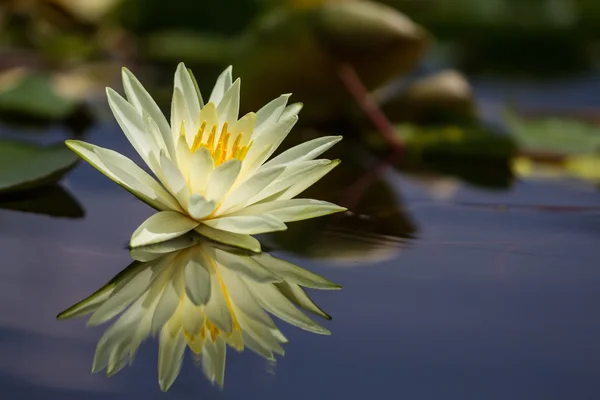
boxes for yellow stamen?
[191,121,207,152]
[188,117,254,166]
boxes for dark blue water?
[1,78,600,399]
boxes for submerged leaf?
[0,140,79,193]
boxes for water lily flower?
[66,63,345,251]
[57,234,340,390]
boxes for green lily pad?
[0,185,84,218]
[0,70,77,120]
[504,109,600,155]
[0,140,79,193]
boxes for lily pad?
[0,69,77,120]
[0,185,84,218]
[504,109,600,156]
[0,140,79,193]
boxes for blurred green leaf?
[0,184,84,218]
[0,70,78,120]
[0,140,79,193]
[505,109,600,155]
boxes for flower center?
[190,121,252,166]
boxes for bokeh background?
[1,1,600,399]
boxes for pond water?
[1,81,600,399]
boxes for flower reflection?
[57,234,340,391]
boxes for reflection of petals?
[58,234,338,389]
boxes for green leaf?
[0,184,84,218]
[0,70,77,120]
[0,140,79,193]
[504,109,600,155]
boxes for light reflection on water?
[0,121,599,399]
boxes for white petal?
[204,266,233,332]
[106,88,155,165]
[181,295,205,336]
[195,101,219,143]
[184,248,212,305]
[233,199,346,222]
[213,248,280,283]
[158,326,186,391]
[174,62,201,129]
[187,194,216,220]
[189,147,214,195]
[194,224,261,252]
[201,336,226,387]
[245,160,329,205]
[243,115,298,174]
[170,88,193,148]
[229,112,256,147]
[263,136,342,168]
[129,234,196,262]
[130,211,199,247]
[277,159,340,200]
[254,94,290,138]
[243,279,330,335]
[87,267,154,326]
[235,307,284,356]
[276,281,331,319]
[219,267,277,328]
[151,264,184,334]
[217,165,285,214]
[254,252,341,290]
[208,66,232,106]
[206,159,241,203]
[65,140,180,211]
[280,102,303,120]
[203,214,286,234]
[216,78,240,127]
[121,68,174,157]
[160,151,190,208]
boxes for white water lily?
[57,234,339,391]
[66,63,345,251]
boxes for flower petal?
[263,135,342,169]
[160,151,190,208]
[65,140,180,211]
[184,249,212,305]
[217,165,285,214]
[106,88,156,163]
[187,194,216,220]
[158,326,186,392]
[243,114,298,174]
[277,159,340,200]
[243,278,330,335]
[233,199,346,223]
[216,78,240,127]
[130,211,199,247]
[202,336,226,387]
[254,94,290,138]
[206,159,241,203]
[208,66,233,106]
[174,62,201,129]
[254,252,341,290]
[195,101,219,143]
[245,160,329,205]
[194,224,261,252]
[170,87,193,148]
[121,67,174,157]
[204,266,233,332]
[87,266,154,326]
[280,102,303,120]
[189,147,214,195]
[213,248,280,283]
[203,214,286,234]
[275,281,332,320]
